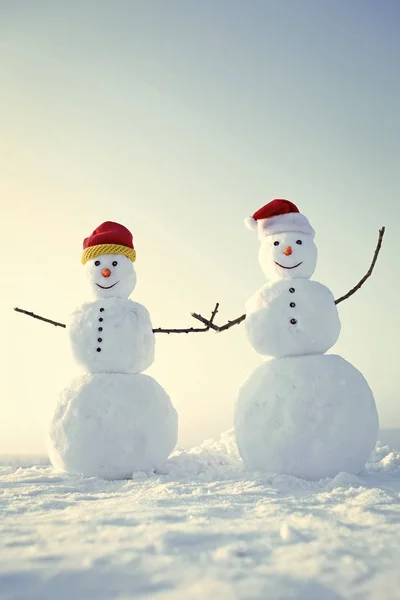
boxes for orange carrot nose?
[101,268,111,278]
[283,246,292,256]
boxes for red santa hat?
[244,199,315,239]
[81,221,136,265]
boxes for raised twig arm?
[334,226,385,305]
[191,226,386,332]
[14,303,220,334]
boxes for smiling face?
[258,232,317,281]
[85,253,137,299]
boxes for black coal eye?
[95,260,101,266]
[112,261,118,267]
[273,241,280,246]
[296,240,303,245]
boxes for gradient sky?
[1,0,400,454]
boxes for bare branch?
[152,325,210,334]
[208,302,220,326]
[191,312,220,331]
[191,302,221,331]
[14,308,66,328]
[334,227,385,305]
[14,303,221,335]
[154,302,219,334]
[192,310,246,332]
[218,314,247,331]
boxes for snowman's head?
[85,253,137,299]
[245,199,317,281]
[81,221,137,299]
[258,232,317,280]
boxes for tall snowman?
[47,221,178,479]
[235,199,379,480]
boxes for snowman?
[47,221,178,479]
[233,199,379,480]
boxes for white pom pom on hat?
[244,215,258,231]
[245,199,315,239]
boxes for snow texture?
[245,279,341,358]
[69,298,155,374]
[235,354,379,479]
[1,430,399,600]
[47,373,178,479]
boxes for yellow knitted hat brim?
[81,243,136,265]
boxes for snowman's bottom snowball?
[235,354,379,480]
[47,373,178,479]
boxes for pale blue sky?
[1,0,399,454]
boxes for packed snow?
[1,430,399,600]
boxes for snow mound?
[367,443,400,473]
[158,430,243,480]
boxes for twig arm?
[191,310,247,332]
[152,326,210,334]
[218,314,247,331]
[191,312,220,331]
[334,227,385,305]
[153,302,220,334]
[14,308,66,328]
[208,302,220,326]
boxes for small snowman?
[234,199,379,480]
[47,221,178,479]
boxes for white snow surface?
[47,373,178,479]
[69,298,155,374]
[235,354,379,479]
[245,280,341,358]
[1,430,400,600]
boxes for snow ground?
[1,431,399,600]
